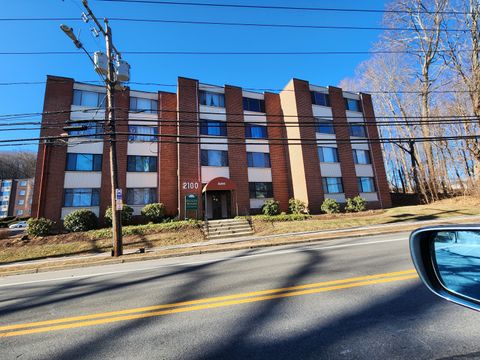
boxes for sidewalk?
[2,214,479,277]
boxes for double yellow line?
[0,269,417,337]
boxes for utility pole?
[61,0,129,257]
[104,19,123,257]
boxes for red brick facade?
[225,85,250,216]
[265,92,291,212]
[33,75,392,225]
[158,91,179,216]
[329,86,359,199]
[361,93,392,208]
[177,77,202,218]
[32,75,73,224]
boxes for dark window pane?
[350,124,366,137]
[201,150,208,166]
[311,92,330,107]
[316,118,335,134]
[199,91,225,107]
[127,156,157,172]
[346,98,362,112]
[245,124,267,139]
[201,150,228,166]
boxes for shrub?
[288,198,308,215]
[321,198,341,214]
[63,209,98,232]
[141,203,166,223]
[262,199,280,216]
[27,217,54,237]
[345,196,367,213]
[104,205,133,226]
[256,213,311,222]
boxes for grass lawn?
[252,196,480,235]
[1,196,480,265]
[0,221,204,264]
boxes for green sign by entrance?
[185,194,198,210]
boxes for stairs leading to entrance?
[204,218,254,240]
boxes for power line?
[0,79,477,95]
[0,49,474,56]
[94,0,473,16]
[1,132,479,146]
[2,107,480,120]
[0,17,471,32]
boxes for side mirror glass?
[410,226,480,311]
[432,230,480,302]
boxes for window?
[311,92,330,107]
[247,152,271,168]
[349,124,367,137]
[1,201,8,206]
[201,150,229,167]
[67,121,103,139]
[249,182,273,199]
[199,91,225,107]
[18,199,25,205]
[1,187,10,193]
[353,149,371,165]
[126,188,157,206]
[66,153,102,171]
[127,156,157,172]
[318,147,339,163]
[0,211,7,218]
[200,120,227,136]
[345,98,362,112]
[322,177,344,194]
[19,190,26,196]
[3,181,11,186]
[316,118,335,134]
[245,124,268,139]
[16,210,23,216]
[130,97,158,114]
[243,97,265,112]
[358,177,376,193]
[19,181,27,187]
[128,126,158,141]
[63,188,100,207]
[73,90,106,108]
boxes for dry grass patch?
[252,196,480,235]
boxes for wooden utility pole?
[104,19,123,257]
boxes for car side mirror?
[410,226,480,311]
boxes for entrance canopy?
[202,177,237,192]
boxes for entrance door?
[211,193,223,220]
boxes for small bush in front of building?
[104,205,134,226]
[63,209,98,232]
[141,203,166,223]
[288,198,309,215]
[27,217,54,237]
[321,198,341,214]
[262,199,280,216]
[345,196,367,213]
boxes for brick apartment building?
[32,75,391,224]
[0,178,34,218]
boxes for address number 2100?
[182,182,199,190]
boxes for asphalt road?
[1,232,479,360]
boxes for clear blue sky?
[0,0,386,152]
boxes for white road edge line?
[0,236,407,288]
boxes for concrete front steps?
[204,218,254,240]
